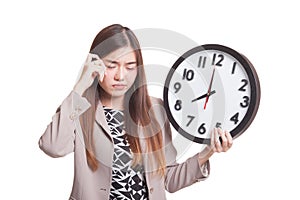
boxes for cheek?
[103,71,115,82]
[99,72,114,88]
[128,70,138,83]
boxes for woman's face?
[99,46,138,99]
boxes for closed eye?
[105,60,118,68]
[107,64,117,69]
[126,62,137,70]
[104,59,137,69]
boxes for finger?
[225,130,233,149]
[89,53,101,61]
[86,53,101,65]
[86,53,94,63]
[214,128,222,152]
[218,128,228,151]
[90,65,106,82]
[99,65,106,82]
[90,58,106,69]
[91,59,103,66]
[91,71,98,79]
[97,58,106,68]
[210,128,216,151]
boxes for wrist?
[198,146,214,165]
[73,84,85,96]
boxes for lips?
[112,84,127,90]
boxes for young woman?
[39,24,233,200]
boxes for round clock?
[163,44,260,144]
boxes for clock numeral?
[174,100,182,111]
[198,56,207,68]
[212,53,224,67]
[238,79,248,92]
[215,122,222,128]
[240,96,250,108]
[174,82,181,93]
[230,112,239,125]
[231,62,237,74]
[198,123,206,135]
[186,115,195,127]
[182,68,194,81]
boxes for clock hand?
[191,90,216,102]
[204,66,216,110]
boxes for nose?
[115,66,125,81]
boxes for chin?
[109,90,127,98]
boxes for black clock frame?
[163,44,261,144]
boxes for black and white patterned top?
[103,107,149,200]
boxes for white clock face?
[164,45,257,144]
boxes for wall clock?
[163,44,260,144]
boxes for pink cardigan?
[39,91,210,200]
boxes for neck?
[100,92,124,110]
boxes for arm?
[163,118,211,193]
[39,53,105,158]
[158,98,232,193]
[150,98,211,192]
[38,90,91,158]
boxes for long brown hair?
[80,24,165,175]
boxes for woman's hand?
[198,128,233,165]
[211,127,233,153]
[73,53,106,96]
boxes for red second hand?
[204,94,209,110]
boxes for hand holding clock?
[198,128,233,165]
[211,128,232,152]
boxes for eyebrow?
[127,61,137,65]
[104,59,117,64]
[105,59,137,65]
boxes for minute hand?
[204,66,216,110]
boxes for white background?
[1,0,299,199]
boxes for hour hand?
[191,90,216,102]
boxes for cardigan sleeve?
[151,97,210,193]
[163,114,210,193]
[39,90,91,158]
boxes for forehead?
[104,46,136,62]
